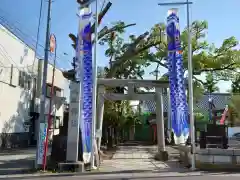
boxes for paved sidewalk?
[0,150,35,175]
[0,147,51,175]
[99,144,183,173]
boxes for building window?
[54,116,60,129]
[18,71,31,90]
[46,84,62,98]
[54,87,62,97]
[46,84,52,97]
[44,115,60,129]
[25,74,31,90]
[18,71,25,88]
[24,47,28,56]
[10,64,13,85]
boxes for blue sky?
[1,0,240,92]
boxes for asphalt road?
[5,172,240,180]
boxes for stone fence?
[174,145,240,170]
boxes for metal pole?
[91,0,98,169]
[31,0,43,112]
[34,0,44,145]
[158,0,195,170]
[43,34,57,171]
[208,95,212,122]
[186,0,196,170]
[167,89,171,132]
[35,0,51,169]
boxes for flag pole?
[91,0,98,169]
[158,0,195,170]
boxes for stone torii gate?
[96,78,169,159]
[66,78,169,164]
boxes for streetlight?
[158,0,196,170]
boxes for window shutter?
[9,65,18,86]
[18,71,25,88]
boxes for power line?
[0,17,69,69]
[0,43,67,74]
[0,15,45,50]
[0,6,46,45]
[32,0,45,75]
[0,44,20,70]
[0,11,71,69]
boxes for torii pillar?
[155,87,168,160]
[96,85,105,149]
[94,79,169,161]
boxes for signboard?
[69,82,80,128]
[37,122,47,165]
[49,34,56,53]
[66,81,80,162]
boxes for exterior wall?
[0,24,67,146]
[34,63,65,118]
[177,146,240,170]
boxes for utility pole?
[35,0,52,168]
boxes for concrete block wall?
[176,145,240,169]
[196,148,240,165]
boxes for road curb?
[0,170,204,179]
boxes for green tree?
[204,73,219,93]
[102,20,239,104]
[66,2,240,146]
[231,75,240,93]
[65,2,141,148]
[139,21,240,84]
[228,95,240,126]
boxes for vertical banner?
[167,9,178,144]
[174,10,189,144]
[37,122,47,165]
[167,9,189,144]
[75,7,92,164]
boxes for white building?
[0,24,68,147]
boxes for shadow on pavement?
[0,147,36,156]
[143,146,189,172]
[0,169,200,180]
[120,141,155,146]
[0,157,34,175]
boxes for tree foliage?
[231,74,240,93]
[69,2,240,83]
[103,99,140,128]
[228,95,240,125]
[143,21,240,82]
[203,73,219,93]
[68,2,240,131]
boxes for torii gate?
[96,79,169,158]
[66,78,169,164]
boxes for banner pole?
[186,0,196,170]
[91,0,98,169]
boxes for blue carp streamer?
[167,10,189,140]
